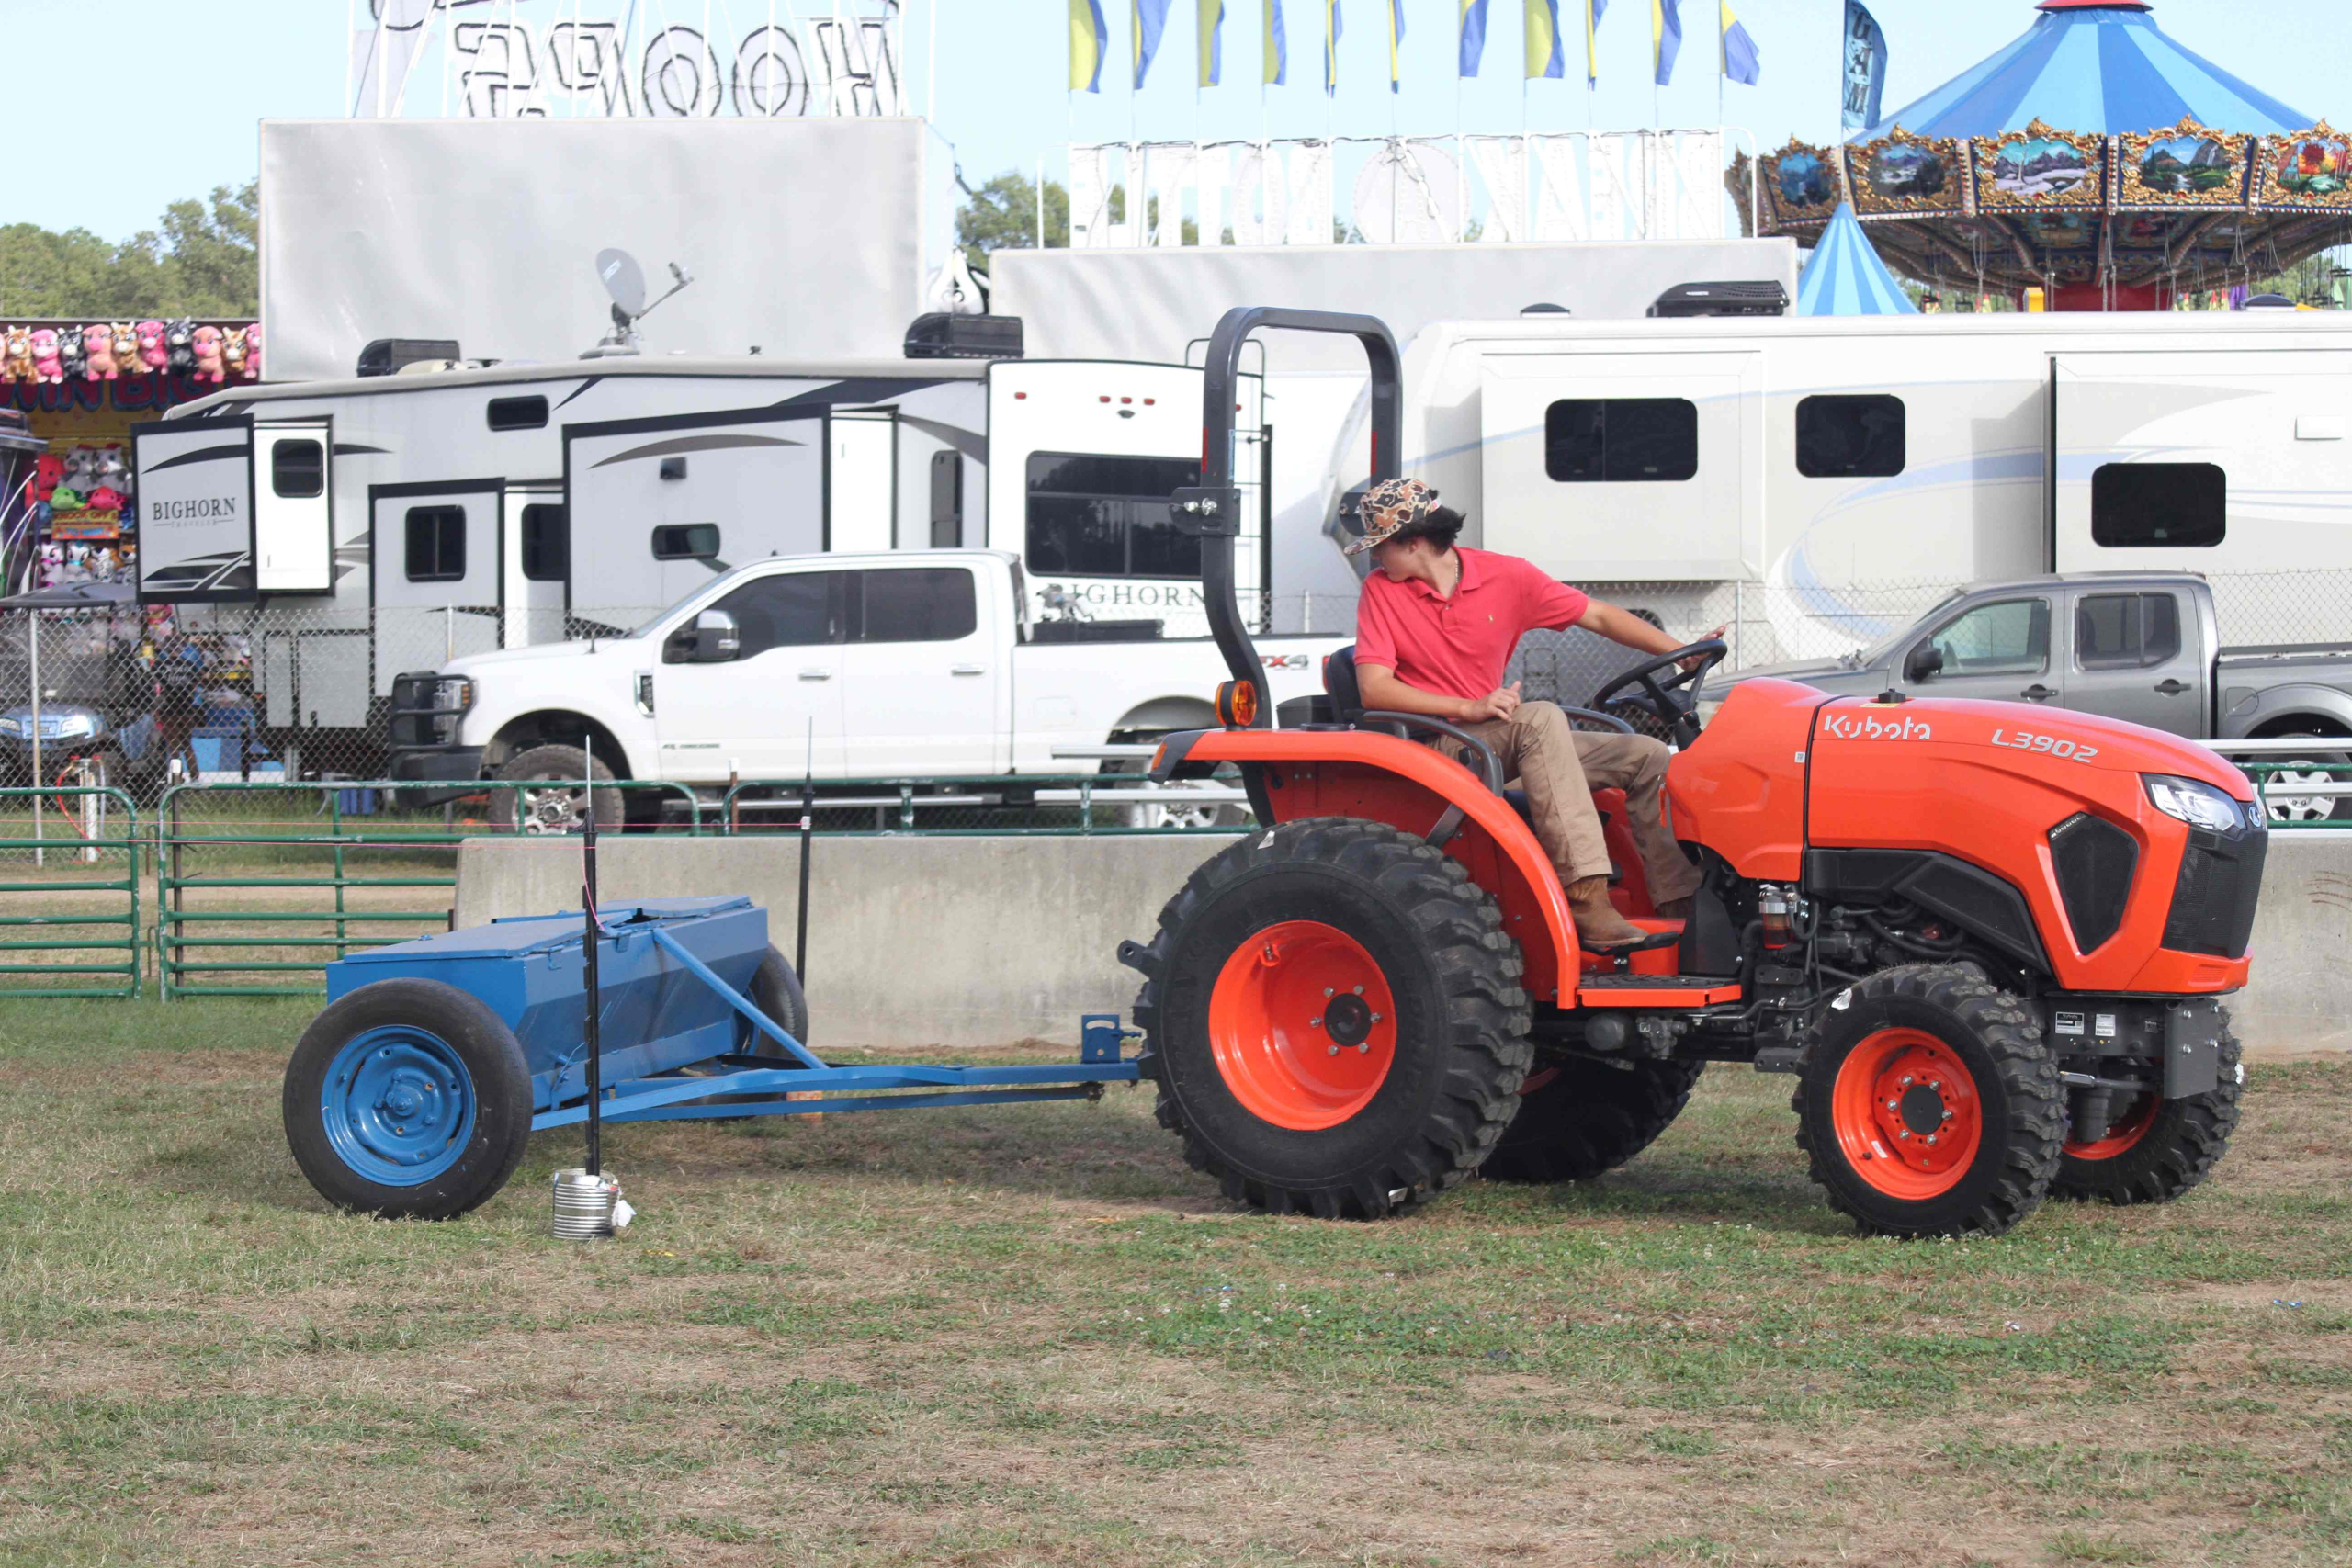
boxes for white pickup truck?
[386,549,1346,827]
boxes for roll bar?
[1171,306,1402,724]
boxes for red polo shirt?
[1353,548,1590,702]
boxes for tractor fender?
[2216,682,2352,741]
[1155,728,1582,1003]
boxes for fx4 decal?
[1261,653,1311,670]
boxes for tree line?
[0,183,259,320]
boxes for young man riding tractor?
[1346,475,1721,953]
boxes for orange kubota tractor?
[1121,308,2260,1238]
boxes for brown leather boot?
[1654,896,1694,922]
[1566,875,1650,951]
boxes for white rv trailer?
[134,354,1265,761]
[1394,308,2352,650]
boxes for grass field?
[2,1000,2349,1567]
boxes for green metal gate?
[0,785,141,998]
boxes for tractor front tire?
[1482,1055,1707,1183]
[1794,964,2063,1238]
[2053,1023,2243,1205]
[1129,818,1532,1219]
[284,977,535,1221]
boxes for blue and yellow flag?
[1200,0,1225,85]
[1460,0,1488,76]
[1386,0,1405,92]
[1324,0,1342,95]
[1588,0,1608,85]
[1524,0,1562,80]
[1136,0,1174,87]
[1720,0,1758,85]
[1652,0,1681,86]
[1070,0,1108,91]
[1265,0,1288,84]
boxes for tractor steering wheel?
[1591,639,1729,750]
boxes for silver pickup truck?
[1724,571,2352,819]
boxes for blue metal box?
[328,895,769,1114]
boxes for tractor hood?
[1810,694,2251,800]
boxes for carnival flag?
[1652,0,1681,86]
[1071,0,1109,90]
[1135,0,1174,87]
[1842,0,1887,132]
[1265,0,1288,83]
[1324,0,1342,95]
[1460,0,1489,76]
[1584,0,1609,86]
[1201,0,1225,85]
[1720,0,1758,85]
[1524,0,1563,81]
[1386,0,1405,92]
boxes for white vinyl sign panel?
[133,421,254,601]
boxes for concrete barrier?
[455,830,2352,1056]
[455,834,1242,1050]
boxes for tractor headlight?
[2143,773,2245,833]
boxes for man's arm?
[1579,599,1726,668]
[1356,660,1517,723]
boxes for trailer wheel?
[744,944,810,1054]
[489,744,622,834]
[1794,964,2063,1238]
[1130,818,1532,1219]
[1481,1056,1706,1183]
[283,978,535,1220]
[2053,1023,2242,1205]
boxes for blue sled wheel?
[284,978,534,1220]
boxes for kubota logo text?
[1821,713,1934,741]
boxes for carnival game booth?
[1738,0,2346,310]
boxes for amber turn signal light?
[1216,680,1260,728]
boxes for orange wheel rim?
[1828,1027,1984,1201]
[2065,1093,2158,1161]
[1206,919,1397,1132]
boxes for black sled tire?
[2053,1024,2243,1205]
[1793,964,2062,1239]
[1481,1055,1707,1183]
[1128,818,1532,1219]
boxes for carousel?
[1735,0,2350,310]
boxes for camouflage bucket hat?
[1343,477,1439,556]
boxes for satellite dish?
[596,249,648,320]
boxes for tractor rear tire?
[1793,964,2063,1238]
[2053,1023,2243,1205]
[284,977,535,1221]
[1481,1056,1707,1183]
[1129,818,1532,1219]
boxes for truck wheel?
[2053,1024,2242,1205]
[1793,964,2063,1238]
[1129,818,1532,1219]
[1481,1056,1706,1183]
[283,977,535,1220]
[1105,755,1251,830]
[2256,733,2350,824]
[490,744,621,834]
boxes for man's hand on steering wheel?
[1592,637,1731,749]
[1679,625,1728,674]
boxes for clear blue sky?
[10,0,2344,242]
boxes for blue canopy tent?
[1747,1,2346,308]
[1798,204,1918,316]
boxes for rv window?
[1927,598,2049,678]
[711,570,844,656]
[857,567,978,643]
[520,503,568,581]
[271,439,325,499]
[2076,592,2182,670]
[1544,399,1698,482]
[1795,395,1905,478]
[403,506,466,582]
[486,396,549,432]
[651,523,721,561]
[2091,463,2226,548]
[1025,452,1204,579]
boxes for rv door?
[2052,351,2352,602]
[370,481,503,693]
[564,409,825,628]
[253,421,333,593]
[132,419,254,601]
[829,409,896,553]
[503,486,566,648]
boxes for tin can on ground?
[551,1168,624,1240]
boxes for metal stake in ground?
[795,716,813,1008]
[581,754,602,1177]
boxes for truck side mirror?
[1904,642,1945,682]
[664,607,741,664]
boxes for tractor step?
[1574,974,1744,1009]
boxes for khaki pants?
[1443,702,1701,905]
